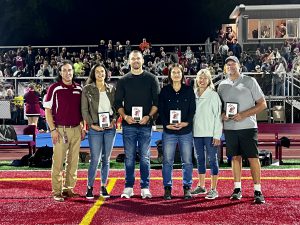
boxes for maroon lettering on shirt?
[43,81,82,126]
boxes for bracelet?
[50,128,57,132]
[148,114,153,120]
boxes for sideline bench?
[0,125,36,155]
[220,123,300,165]
[257,123,300,164]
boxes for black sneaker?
[86,186,94,199]
[254,191,265,204]
[183,186,192,200]
[101,186,110,198]
[230,188,242,200]
[163,186,172,200]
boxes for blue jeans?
[274,77,283,96]
[162,132,193,188]
[87,128,116,187]
[122,125,152,189]
[193,137,219,175]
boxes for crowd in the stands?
[1,34,300,126]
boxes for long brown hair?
[86,63,109,84]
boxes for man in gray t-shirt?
[218,56,267,204]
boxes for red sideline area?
[0,170,299,225]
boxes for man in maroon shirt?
[44,60,86,202]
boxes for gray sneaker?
[53,194,64,202]
[205,189,219,200]
[191,186,207,195]
[230,188,242,200]
[254,191,265,204]
[183,186,192,199]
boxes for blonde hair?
[194,69,215,91]
[6,88,14,96]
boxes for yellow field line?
[79,178,117,225]
[0,176,300,181]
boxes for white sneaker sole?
[53,197,64,202]
[100,195,110,199]
[205,195,219,200]
[86,196,94,200]
[121,193,134,198]
[141,194,152,199]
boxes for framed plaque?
[132,106,143,122]
[170,110,181,124]
[98,112,110,128]
[226,102,238,119]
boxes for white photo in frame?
[132,106,143,122]
[226,102,238,119]
[170,110,181,124]
[98,112,110,128]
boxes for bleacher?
[1,39,300,125]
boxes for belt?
[56,125,79,128]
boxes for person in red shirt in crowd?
[24,83,41,129]
[44,60,86,202]
[139,38,151,52]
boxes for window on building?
[260,20,272,39]
[287,19,298,38]
[248,18,299,40]
[248,19,259,39]
[274,20,287,38]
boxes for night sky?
[0,0,297,46]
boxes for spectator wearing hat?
[218,56,267,204]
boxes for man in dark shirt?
[115,50,160,199]
[44,60,86,202]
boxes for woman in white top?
[191,69,222,200]
[81,64,117,199]
[274,57,287,96]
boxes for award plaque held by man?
[132,106,143,122]
[226,102,238,119]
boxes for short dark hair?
[128,50,143,59]
[57,60,74,81]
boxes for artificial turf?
[0,159,300,170]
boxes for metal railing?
[2,71,300,123]
[0,38,213,55]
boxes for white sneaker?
[53,195,64,202]
[141,188,152,199]
[121,188,134,198]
